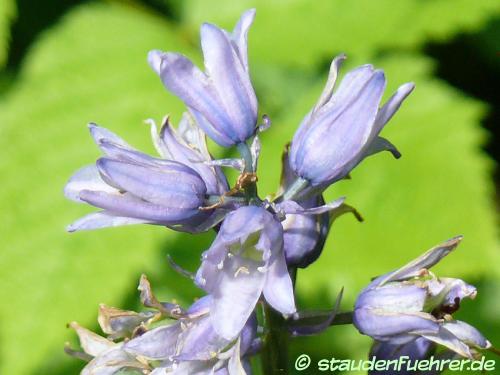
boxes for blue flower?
[149,9,258,148]
[65,124,227,232]
[353,236,491,359]
[68,277,257,374]
[288,55,414,193]
[196,205,296,340]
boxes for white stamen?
[234,266,250,277]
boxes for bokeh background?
[0,0,499,374]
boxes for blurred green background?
[0,0,499,374]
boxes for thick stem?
[262,303,290,374]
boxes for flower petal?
[442,321,491,350]
[353,308,439,345]
[88,123,133,149]
[263,252,296,315]
[67,211,152,232]
[78,190,200,223]
[69,322,116,357]
[373,82,415,133]
[123,323,182,360]
[231,9,256,71]
[64,165,117,203]
[373,236,463,287]
[96,158,206,206]
[201,23,257,142]
[208,255,266,340]
[157,52,234,147]
[293,70,386,185]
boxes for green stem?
[237,141,254,173]
[204,194,247,207]
[281,177,309,202]
[262,303,290,374]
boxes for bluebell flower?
[353,236,491,359]
[149,9,258,148]
[196,205,296,340]
[288,55,414,194]
[68,277,257,374]
[65,124,227,232]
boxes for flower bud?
[289,54,414,190]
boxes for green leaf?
[182,0,500,69]
[0,2,206,374]
[0,0,15,67]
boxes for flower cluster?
[65,9,494,375]
[353,237,493,374]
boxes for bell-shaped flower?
[67,276,257,374]
[288,54,414,194]
[65,124,226,232]
[148,9,258,148]
[196,205,296,340]
[353,236,491,359]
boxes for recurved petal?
[64,165,117,203]
[373,82,415,134]
[362,136,401,160]
[201,23,257,142]
[157,53,235,147]
[263,251,296,315]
